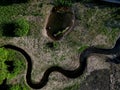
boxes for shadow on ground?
[0,79,10,90]
[0,0,29,6]
[2,23,16,37]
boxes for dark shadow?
[5,61,15,73]
[0,0,29,6]
[114,9,120,15]
[45,42,59,50]
[2,23,16,37]
[45,42,54,49]
[0,79,10,90]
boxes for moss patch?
[0,48,26,84]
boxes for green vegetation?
[0,0,120,90]
[53,0,72,7]
[78,45,89,53]
[9,82,30,90]
[14,18,29,37]
[0,48,26,84]
[75,5,120,42]
[0,4,28,37]
[6,49,26,79]
[47,42,60,49]
[2,18,29,37]
[0,48,8,84]
[63,83,80,90]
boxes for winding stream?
[0,37,120,89]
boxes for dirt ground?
[1,0,120,90]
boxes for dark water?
[1,37,120,89]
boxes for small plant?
[78,45,89,53]
[45,42,60,49]
[53,0,72,7]
[14,18,29,37]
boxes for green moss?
[0,48,26,84]
[78,45,89,53]
[0,48,8,60]
[0,48,8,84]
[6,49,26,79]
[14,18,29,37]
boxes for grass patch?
[9,80,30,90]
[78,45,89,53]
[0,48,26,84]
[2,18,30,37]
[76,3,120,42]
[14,18,29,37]
[0,3,29,37]
[6,49,26,79]
[0,48,8,84]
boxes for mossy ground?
[0,47,26,89]
[0,0,120,90]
